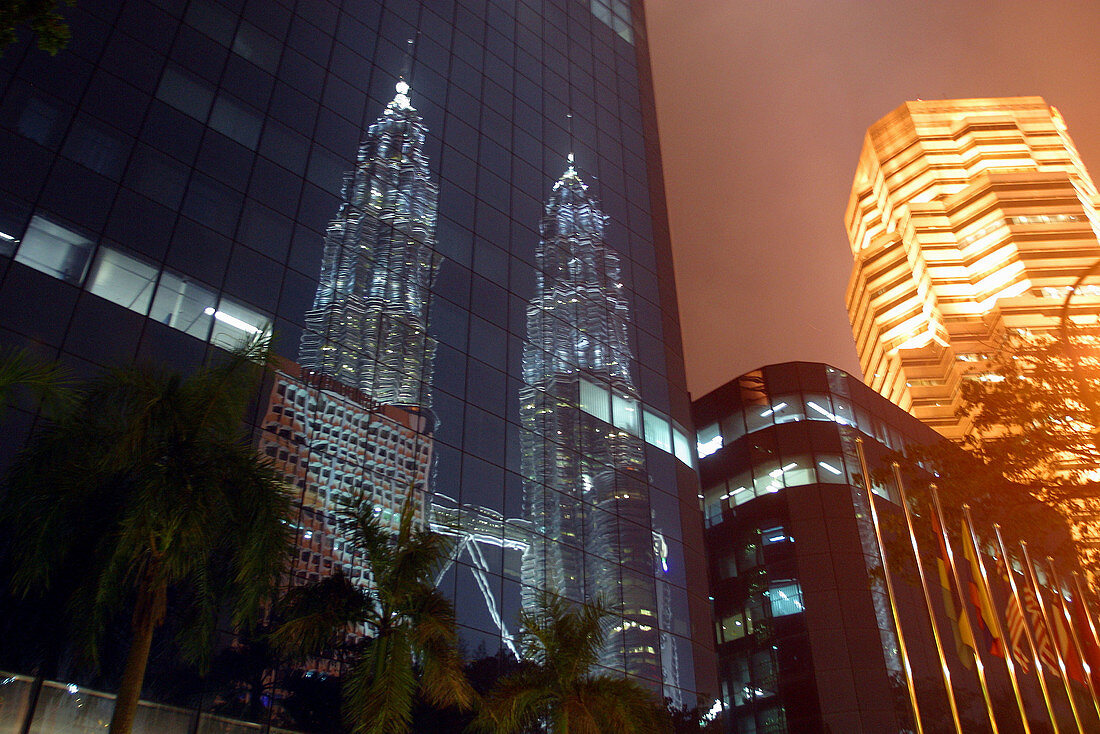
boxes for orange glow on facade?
[845,97,1100,438]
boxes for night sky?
[646,0,1100,398]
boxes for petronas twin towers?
[300,81,439,409]
[298,82,661,678]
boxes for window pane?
[209,94,263,149]
[768,580,804,617]
[209,296,272,348]
[15,215,95,284]
[86,247,158,313]
[150,271,216,338]
[579,378,610,423]
[815,454,847,484]
[703,481,726,527]
[721,408,746,443]
[612,392,640,435]
[156,66,215,121]
[672,426,692,466]
[696,422,721,458]
[642,409,670,452]
[718,612,747,643]
[782,454,814,487]
[770,394,804,424]
[233,22,280,73]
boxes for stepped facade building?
[845,97,1100,438]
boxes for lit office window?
[15,215,95,284]
[672,426,693,466]
[642,409,671,452]
[86,247,158,313]
[208,297,272,348]
[761,525,788,545]
[815,455,847,484]
[150,271,216,338]
[781,454,815,487]
[717,612,749,642]
[770,395,804,424]
[579,378,610,423]
[696,422,722,458]
[612,392,640,435]
[768,580,804,617]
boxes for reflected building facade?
[262,82,439,581]
[0,0,716,709]
[520,159,660,680]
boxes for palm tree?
[272,495,475,733]
[1,338,295,734]
[0,346,71,418]
[471,594,670,734]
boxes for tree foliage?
[271,495,474,734]
[471,594,670,734]
[0,0,73,55]
[957,329,1100,491]
[1,338,295,733]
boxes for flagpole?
[1021,541,1085,732]
[854,437,924,734]
[997,525,1061,734]
[930,488,999,734]
[1071,573,1100,648]
[892,464,964,733]
[963,505,1031,734]
[1048,558,1100,726]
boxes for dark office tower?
[0,0,717,717]
[520,159,659,680]
[299,80,439,408]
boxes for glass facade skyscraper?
[0,0,715,708]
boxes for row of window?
[6,214,271,347]
[578,376,694,467]
[696,391,913,460]
[716,579,805,646]
[702,452,855,527]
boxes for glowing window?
[15,215,95,284]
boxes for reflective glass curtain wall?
[0,0,714,706]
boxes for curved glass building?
[0,0,715,712]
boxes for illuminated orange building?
[845,97,1100,439]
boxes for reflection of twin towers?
[263,83,661,677]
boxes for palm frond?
[271,570,372,659]
[344,632,417,734]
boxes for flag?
[1004,581,1031,672]
[1069,588,1100,691]
[961,517,1004,659]
[1048,591,1086,684]
[931,507,975,665]
[1022,581,1060,674]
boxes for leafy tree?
[0,0,73,55]
[957,329,1100,487]
[470,594,670,734]
[272,496,475,734]
[951,328,1100,580]
[1,338,295,734]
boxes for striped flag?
[1022,581,1060,673]
[1004,575,1031,673]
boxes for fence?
[0,672,300,733]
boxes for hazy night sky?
[646,0,1100,398]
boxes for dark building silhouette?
[694,362,1085,733]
